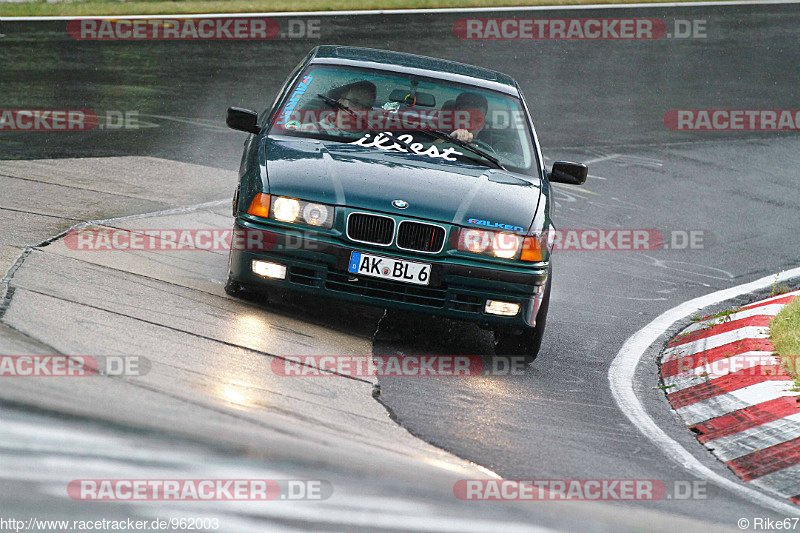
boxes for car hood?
[264,135,541,231]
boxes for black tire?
[493,272,551,364]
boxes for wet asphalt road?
[2,2,800,528]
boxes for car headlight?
[272,197,301,222]
[302,202,331,227]
[247,194,334,229]
[492,232,520,259]
[457,228,521,259]
[271,196,334,229]
[458,228,492,253]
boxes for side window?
[515,87,544,178]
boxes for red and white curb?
[660,289,800,503]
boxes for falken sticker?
[276,75,313,125]
[468,218,525,232]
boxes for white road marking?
[4,0,800,21]
[583,154,619,165]
[661,351,777,391]
[583,153,664,168]
[662,326,771,361]
[751,464,800,498]
[707,412,800,462]
[608,266,800,516]
[137,113,231,133]
[682,303,786,334]
[676,380,799,426]
[92,199,229,225]
[629,255,736,283]
[743,289,800,309]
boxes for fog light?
[485,300,520,316]
[251,260,286,279]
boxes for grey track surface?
[1,2,800,530]
[0,162,737,532]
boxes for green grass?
[689,306,741,326]
[770,270,792,297]
[705,307,740,327]
[0,0,724,17]
[770,296,800,387]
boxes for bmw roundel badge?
[392,199,409,209]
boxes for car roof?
[307,46,519,96]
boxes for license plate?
[348,251,431,286]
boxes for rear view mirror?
[388,89,436,107]
[226,107,260,134]
[549,161,588,185]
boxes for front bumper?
[228,218,549,329]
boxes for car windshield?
[268,64,538,175]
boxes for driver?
[447,92,488,143]
[317,80,377,133]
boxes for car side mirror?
[226,107,260,134]
[549,161,588,185]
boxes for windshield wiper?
[414,128,506,171]
[316,94,415,152]
[316,94,502,169]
